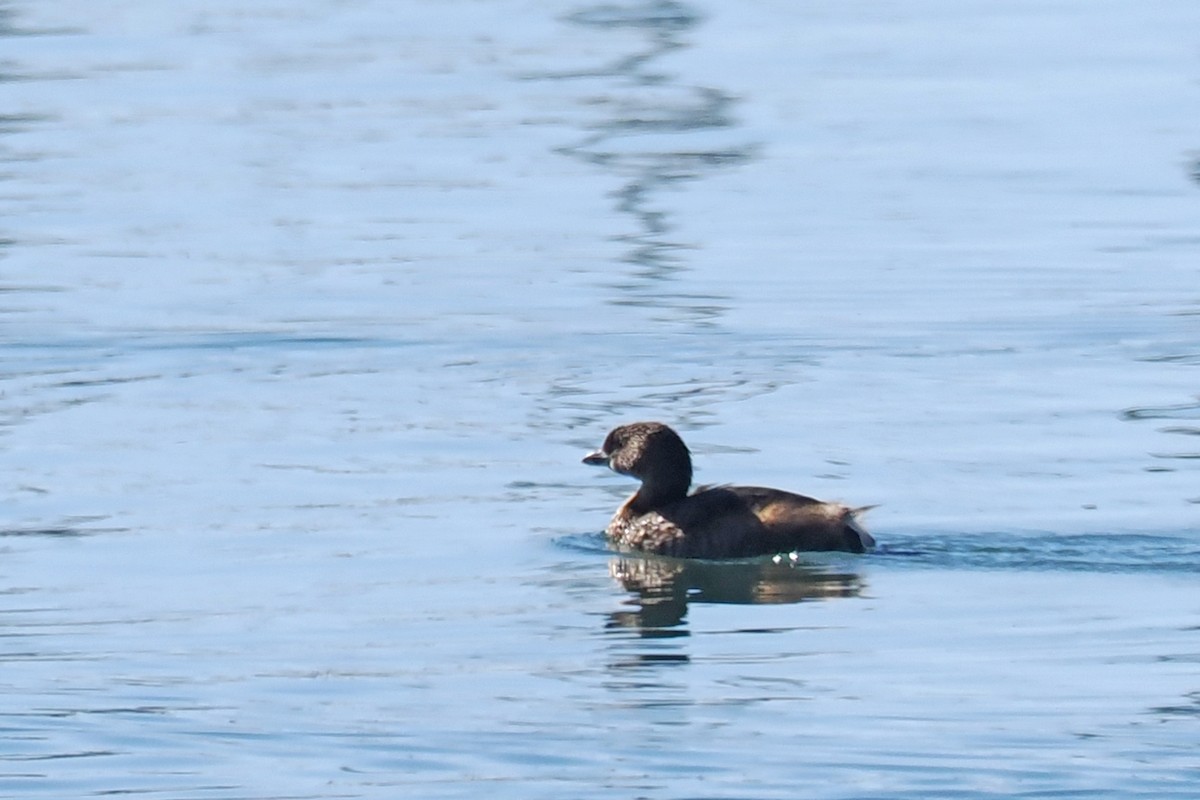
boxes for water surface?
[1,1,1198,797]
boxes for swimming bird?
[583,422,874,558]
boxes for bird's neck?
[629,473,691,511]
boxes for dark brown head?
[583,422,693,501]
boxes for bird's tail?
[845,505,877,552]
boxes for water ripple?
[562,530,1200,577]
[876,531,1200,574]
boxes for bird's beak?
[582,450,609,467]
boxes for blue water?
[1,1,1198,797]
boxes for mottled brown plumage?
[583,422,874,558]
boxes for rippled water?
[1,0,1198,797]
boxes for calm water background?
[1,1,1199,797]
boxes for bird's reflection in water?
[605,554,865,635]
